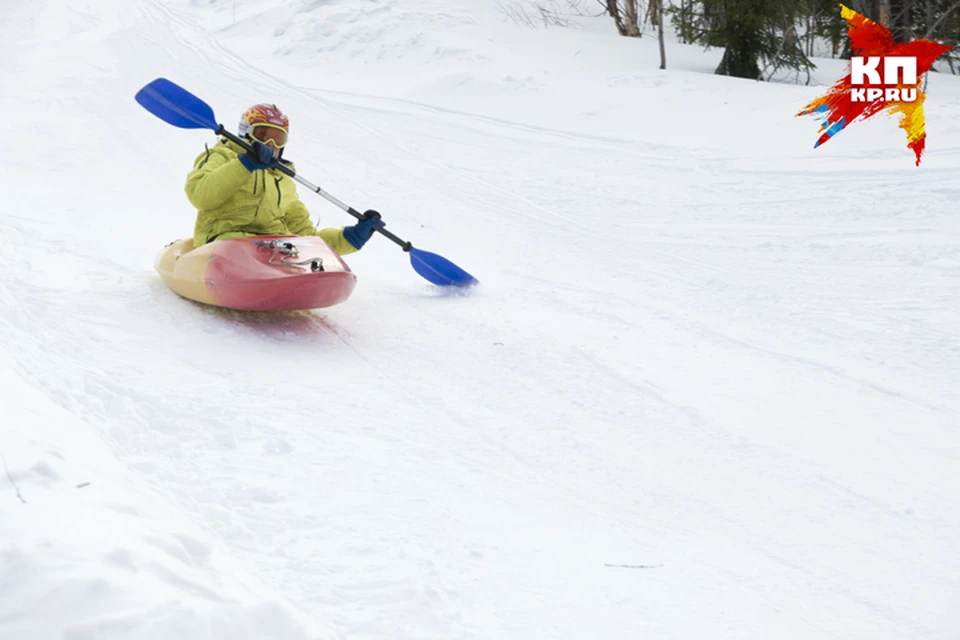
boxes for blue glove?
[238,140,277,172]
[343,210,385,249]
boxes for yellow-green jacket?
[185,139,357,254]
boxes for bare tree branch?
[925,0,960,38]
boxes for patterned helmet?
[238,103,289,149]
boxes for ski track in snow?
[2,0,959,638]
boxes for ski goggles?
[251,123,288,149]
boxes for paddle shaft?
[218,127,413,252]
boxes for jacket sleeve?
[317,227,359,256]
[282,198,318,236]
[185,151,251,210]
[283,198,359,255]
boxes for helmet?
[238,103,289,151]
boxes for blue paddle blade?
[135,78,219,131]
[409,247,478,287]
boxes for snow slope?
[2,0,959,638]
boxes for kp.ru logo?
[850,56,917,103]
[796,5,951,166]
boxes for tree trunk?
[623,0,641,37]
[606,0,626,36]
[657,0,666,69]
[899,0,913,34]
[716,45,762,79]
[879,0,892,27]
[849,0,871,19]
[678,0,687,44]
[607,0,640,37]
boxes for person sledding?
[185,103,383,252]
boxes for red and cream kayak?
[154,235,357,311]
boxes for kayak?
[154,235,357,311]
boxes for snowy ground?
[2,0,959,638]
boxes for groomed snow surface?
[2,0,958,638]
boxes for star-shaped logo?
[797,5,951,166]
